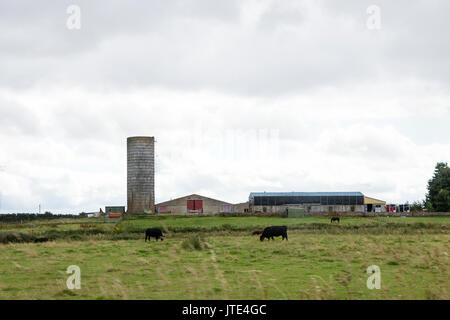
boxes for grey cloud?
[0,98,39,135]
[0,1,449,95]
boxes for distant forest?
[0,212,85,223]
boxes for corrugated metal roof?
[249,192,363,198]
[156,194,232,206]
[364,196,386,204]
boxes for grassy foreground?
[0,216,449,299]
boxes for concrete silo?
[127,136,155,214]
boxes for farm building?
[156,194,234,214]
[233,201,250,213]
[106,206,125,215]
[249,192,367,214]
[364,196,387,213]
[105,206,125,218]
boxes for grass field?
[0,216,448,299]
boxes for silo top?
[127,136,155,141]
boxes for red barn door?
[195,200,203,213]
[187,200,195,211]
[187,200,203,213]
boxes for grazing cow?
[330,217,340,223]
[34,237,49,243]
[252,229,264,235]
[145,228,164,241]
[260,226,288,241]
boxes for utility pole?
[39,204,41,214]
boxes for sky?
[0,0,449,213]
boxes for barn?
[364,196,387,213]
[249,192,367,214]
[233,201,250,213]
[156,194,233,214]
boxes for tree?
[425,162,450,212]
[410,201,423,212]
[435,189,450,212]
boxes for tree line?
[0,212,85,223]
[410,162,450,212]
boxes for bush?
[218,212,284,217]
[0,232,34,244]
[181,236,206,250]
[410,201,423,212]
[80,223,97,229]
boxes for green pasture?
[0,216,448,299]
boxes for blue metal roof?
[249,192,363,198]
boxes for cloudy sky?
[0,0,449,213]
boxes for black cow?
[260,226,288,241]
[330,217,340,223]
[145,228,164,241]
[34,237,49,243]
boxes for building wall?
[365,204,387,213]
[156,194,232,214]
[249,192,386,214]
[252,204,365,214]
[105,206,125,214]
[233,202,250,213]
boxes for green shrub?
[0,232,34,244]
[181,236,205,250]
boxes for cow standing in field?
[260,226,288,241]
[330,217,340,223]
[145,228,164,241]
